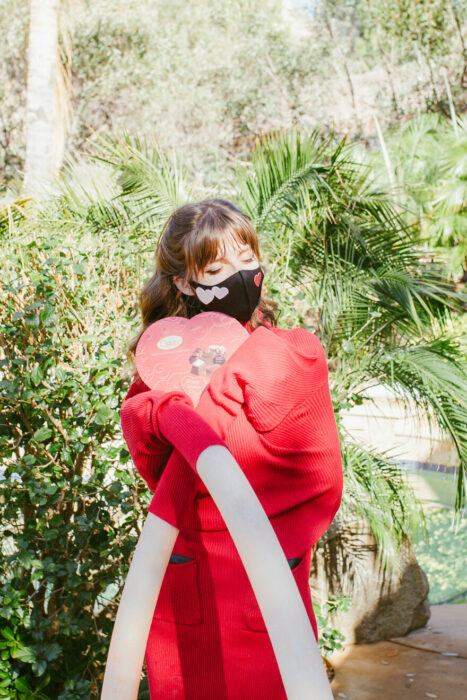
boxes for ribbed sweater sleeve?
[146,451,196,529]
[120,377,228,528]
[146,400,228,529]
[156,397,227,472]
[120,380,184,492]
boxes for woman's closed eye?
[207,257,255,275]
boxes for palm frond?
[88,131,197,225]
[339,435,427,575]
[233,128,347,231]
[241,127,467,526]
[365,339,467,511]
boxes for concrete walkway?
[329,603,467,699]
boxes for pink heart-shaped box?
[135,311,249,406]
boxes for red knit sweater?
[120,319,343,699]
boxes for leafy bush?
[313,595,352,658]
[0,229,148,697]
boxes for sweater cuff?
[156,396,227,474]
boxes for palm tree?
[426,118,467,281]
[234,129,466,527]
[49,129,467,570]
[23,0,72,198]
[364,112,467,282]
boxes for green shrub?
[312,595,352,658]
[0,230,147,698]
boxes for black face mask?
[188,265,264,323]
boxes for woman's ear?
[173,276,195,296]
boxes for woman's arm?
[120,377,197,492]
[102,435,334,700]
[120,378,226,528]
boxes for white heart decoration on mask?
[195,287,215,304]
[213,286,229,299]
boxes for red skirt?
[145,527,318,699]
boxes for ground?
[330,603,467,699]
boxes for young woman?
[119,199,343,699]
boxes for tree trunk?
[23,0,59,198]
[450,1,467,90]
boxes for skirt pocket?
[242,555,309,633]
[153,555,202,625]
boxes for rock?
[323,656,335,681]
[309,514,431,644]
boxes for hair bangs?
[184,206,259,281]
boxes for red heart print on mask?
[254,272,262,287]
[135,311,249,406]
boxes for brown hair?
[126,198,280,378]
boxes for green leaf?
[33,658,47,676]
[33,427,53,442]
[25,314,40,327]
[0,628,15,642]
[11,645,36,663]
[43,643,61,661]
[31,365,43,386]
[17,551,33,568]
[93,404,112,425]
[14,677,30,692]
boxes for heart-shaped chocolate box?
[135,311,249,406]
